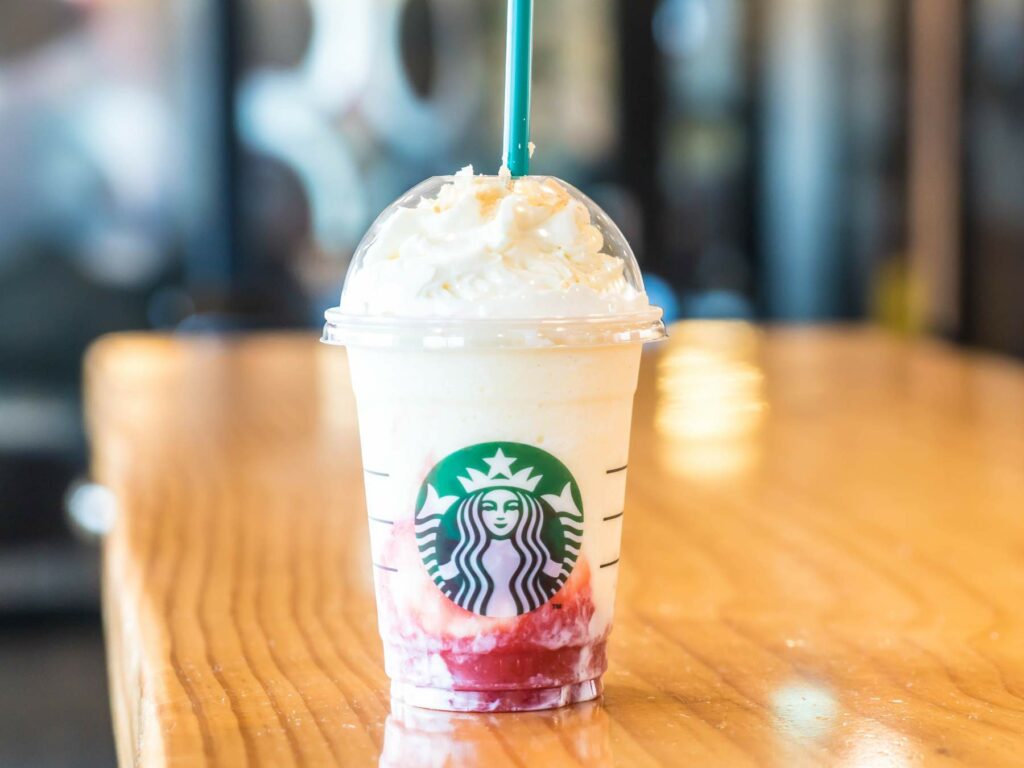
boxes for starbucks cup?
[323,172,665,712]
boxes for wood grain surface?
[85,325,1024,767]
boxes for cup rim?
[321,306,667,349]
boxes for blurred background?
[1,0,1022,764]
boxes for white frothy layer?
[340,167,650,319]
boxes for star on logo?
[483,447,516,478]
[458,447,542,493]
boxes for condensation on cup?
[322,168,665,712]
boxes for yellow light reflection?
[655,321,767,479]
[380,700,612,768]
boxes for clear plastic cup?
[322,176,665,712]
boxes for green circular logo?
[414,442,584,617]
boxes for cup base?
[391,678,603,713]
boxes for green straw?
[502,0,534,177]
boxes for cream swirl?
[339,167,649,318]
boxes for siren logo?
[414,442,584,617]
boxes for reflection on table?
[380,700,611,768]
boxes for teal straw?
[502,0,534,177]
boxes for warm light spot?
[841,724,917,768]
[655,321,767,479]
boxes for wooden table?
[86,325,1024,767]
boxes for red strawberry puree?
[376,521,607,712]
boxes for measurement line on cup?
[603,511,624,522]
[373,563,398,572]
[606,464,628,474]
[368,516,394,525]
[364,468,390,478]
[599,558,620,569]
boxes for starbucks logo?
[414,442,584,617]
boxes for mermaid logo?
[415,442,584,617]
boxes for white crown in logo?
[457,448,542,493]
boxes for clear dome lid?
[322,173,665,349]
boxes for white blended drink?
[323,168,664,712]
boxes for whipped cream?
[339,167,650,319]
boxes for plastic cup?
[322,176,664,712]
